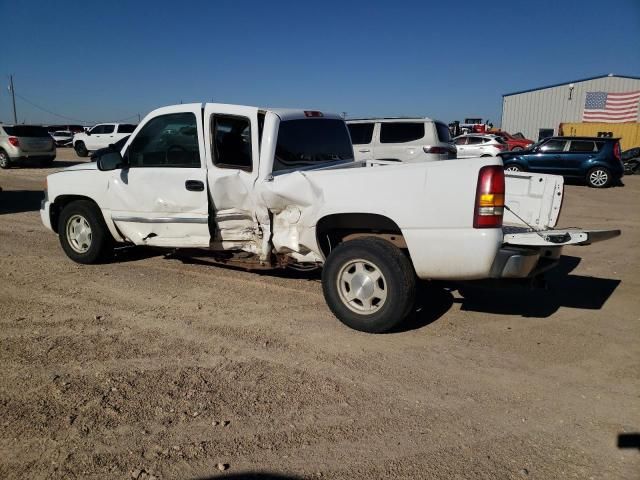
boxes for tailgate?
[504,228,621,247]
[504,171,563,230]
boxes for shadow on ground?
[110,249,621,328]
[453,255,620,318]
[0,190,44,215]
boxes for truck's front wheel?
[58,200,113,264]
[322,237,416,333]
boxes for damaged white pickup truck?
[41,103,620,332]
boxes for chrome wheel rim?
[66,214,92,253]
[505,165,520,172]
[0,153,8,167]
[589,169,608,187]
[337,259,387,314]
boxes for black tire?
[586,166,612,188]
[0,150,11,169]
[58,200,113,264]
[322,237,416,333]
[504,164,523,172]
[74,141,88,157]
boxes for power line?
[13,92,96,124]
[12,90,140,125]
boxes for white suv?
[347,118,456,163]
[73,123,137,157]
[453,134,507,158]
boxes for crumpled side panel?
[257,172,324,262]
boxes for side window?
[569,140,595,152]
[467,137,484,145]
[117,124,136,134]
[435,122,451,142]
[540,139,566,152]
[380,122,425,143]
[91,125,105,134]
[454,137,467,145]
[126,112,200,168]
[347,123,374,145]
[212,114,252,171]
[102,125,115,134]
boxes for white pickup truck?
[72,123,137,157]
[41,103,620,333]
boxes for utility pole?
[9,75,17,124]
[137,113,141,122]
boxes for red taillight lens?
[494,144,506,150]
[613,142,621,162]
[473,165,505,229]
[423,146,447,154]
[304,110,323,117]
[8,137,19,147]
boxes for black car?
[500,136,624,188]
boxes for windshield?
[3,125,51,137]
[273,119,354,172]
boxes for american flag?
[583,91,640,123]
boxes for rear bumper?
[489,246,561,278]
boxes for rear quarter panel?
[283,158,504,280]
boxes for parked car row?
[0,114,626,189]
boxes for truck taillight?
[8,137,19,147]
[304,110,323,117]
[473,165,505,229]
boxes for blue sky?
[1,0,639,126]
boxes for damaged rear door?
[203,104,262,254]
[107,104,210,247]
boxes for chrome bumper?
[489,246,561,278]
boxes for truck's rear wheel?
[58,200,112,264]
[74,141,88,157]
[322,237,416,333]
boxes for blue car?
[500,136,624,188]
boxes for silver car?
[453,134,508,158]
[0,125,56,168]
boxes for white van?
[347,118,456,163]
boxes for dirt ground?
[0,148,638,480]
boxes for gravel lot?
[1,148,638,479]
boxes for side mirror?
[86,130,91,136]
[97,150,127,171]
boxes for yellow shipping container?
[559,122,640,151]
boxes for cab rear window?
[3,125,50,137]
[274,119,354,172]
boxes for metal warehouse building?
[501,74,640,141]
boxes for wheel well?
[49,195,101,233]
[316,213,405,258]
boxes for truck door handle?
[185,180,204,191]
[359,148,371,153]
